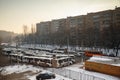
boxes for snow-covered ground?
[0,64,119,80]
[1,44,120,80]
[20,44,120,56]
[0,64,40,75]
[65,63,120,80]
[0,64,72,80]
[28,73,72,80]
[46,63,120,80]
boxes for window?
[103,20,110,24]
[94,22,100,29]
[93,15,100,22]
[104,14,111,17]
[93,15,100,19]
[104,24,110,27]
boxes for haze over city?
[0,0,120,33]
[0,0,120,80]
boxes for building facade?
[36,7,120,47]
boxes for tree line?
[17,24,120,49]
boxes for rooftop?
[88,56,120,67]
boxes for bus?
[9,54,75,68]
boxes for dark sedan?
[36,72,56,80]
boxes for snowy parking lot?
[1,45,120,80]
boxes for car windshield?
[42,73,51,75]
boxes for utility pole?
[66,18,71,78]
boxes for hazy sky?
[0,0,120,33]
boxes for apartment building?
[36,7,120,47]
[51,18,66,33]
[113,7,120,45]
[36,21,51,36]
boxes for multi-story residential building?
[112,7,120,46]
[51,18,66,33]
[51,19,60,33]
[66,15,86,46]
[57,19,66,34]
[66,16,77,45]
[36,21,51,36]
[36,21,51,44]
[36,7,120,47]
[85,9,114,46]
[76,15,86,46]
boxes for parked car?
[36,72,55,80]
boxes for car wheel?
[41,78,44,80]
[51,76,55,79]
[40,78,44,80]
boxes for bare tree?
[23,25,28,43]
[0,37,2,54]
[0,37,2,44]
[31,24,36,34]
[31,24,36,45]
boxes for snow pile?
[112,64,120,67]
[0,64,41,75]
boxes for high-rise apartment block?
[36,7,120,47]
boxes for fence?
[46,68,105,80]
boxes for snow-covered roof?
[88,56,120,67]
[89,56,112,61]
[23,56,53,60]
